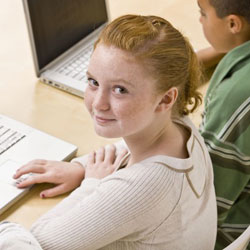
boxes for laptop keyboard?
[57,45,93,82]
[0,125,26,155]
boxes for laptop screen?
[26,0,108,71]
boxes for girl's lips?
[94,115,116,124]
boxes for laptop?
[0,114,77,214]
[22,0,109,98]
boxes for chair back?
[223,226,250,250]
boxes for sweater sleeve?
[0,222,42,250]
[30,162,182,250]
[33,178,101,219]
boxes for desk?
[0,0,209,228]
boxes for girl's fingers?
[16,167,65,188]
[114,148,129,167]
[87,151,96,165]
[14,160,47,179]
[95,147,105,163]
[16,173,50,188]
[104,144,116,164]
[40,184,68,198]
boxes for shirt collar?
[210,40,250,86]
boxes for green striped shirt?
[200,40,250,250]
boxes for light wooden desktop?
[0,0,209,228]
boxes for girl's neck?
[124,118,190,167]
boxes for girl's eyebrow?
[86,71,94,77]
[86,71,134,87]
[109,79,134,87]
[197,1,203,10]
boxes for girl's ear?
[155,87,178,112]
[227,15,243,34]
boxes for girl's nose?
[92,89,110,111]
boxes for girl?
[10,14,217,250]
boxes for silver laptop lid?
[22,0,109,77]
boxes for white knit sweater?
[30,117,217,250]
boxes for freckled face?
[198,0,233,52]
[84,44,161,139]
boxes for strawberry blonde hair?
[94,15,202,116]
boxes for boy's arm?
[212,158,249,226]
[196,47,226,69]
[201,112,250,226]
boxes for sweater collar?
[133,117,207,198]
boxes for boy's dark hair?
[209,0,250,23]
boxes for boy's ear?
[155,87,178,112]
[227,15,243,34]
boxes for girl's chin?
[94,127,120,139]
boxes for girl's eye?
[87,78,98,87]
[199,9,206,17]
[113,86,128,94]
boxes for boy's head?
[198,0,250,53]
[209,0,250,23]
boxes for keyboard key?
[57,45,93,80]
[0,125,25,155]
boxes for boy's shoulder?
[210,41,250,87]
[220,40,250,71]
[203,41,250,129]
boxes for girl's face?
[84,44,163,139]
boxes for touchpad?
[0,160,29,186]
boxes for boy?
[197,0,250,249]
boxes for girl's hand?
[13,160,85,198]
[85,144,128,179]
